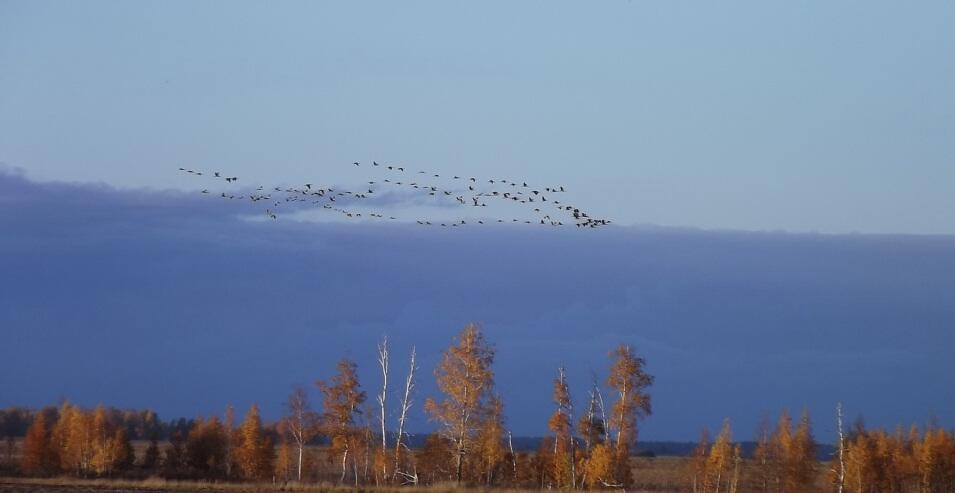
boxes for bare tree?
[394,346,417,483]
[836,402,845,493]
[596,380,609,443]
[377,336,390,480]
[507,430,517,478]
[285,386,319,482]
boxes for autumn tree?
[582,442,616,489]
[319,358,366,485]
[90,405,119,476]
[475,394,507,485]
[606,344,653,487]
[236,404,273,480]
[185,416,228,477]
[703,419,734,493]
[760,409,817,493]
[425,323,496,485]
[223,405,237,479]
[21,411,57,476]
[916,426,955,493]
[789,409,817,492]
[751,418,773,493]
[548,366,576,489]
[112,428,134,473]
[57,403,94,476]
[285,386,319,482]
[275,419,294,482]
[689,429,710,493]
[416,433,453,484]
[534,437,557,488]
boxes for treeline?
[5,324,654,489]
[683,409,955,493]
[1,406,195,442]
[6,324,955,493]
[828,419,955,493]
[687,412,816,493]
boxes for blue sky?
[3,1,954,233]
[2,2,955,441]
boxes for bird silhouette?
[181,162,611,229]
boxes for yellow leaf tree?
[236,404,273,480]
[424,323,496,485]
[606,344,653,487]
[475,394,507,485]
[547,366,576,489]
[318,358,366,485]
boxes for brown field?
[0,456,836,493]
[1,438,839,493]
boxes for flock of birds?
[179,161,612,229]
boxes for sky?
[2,1,955,441]
[2,1,955,234]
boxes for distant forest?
[0,408,833,459]
[3,324,953,493]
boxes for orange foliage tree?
[425,323,497,485]
[547,366,576,489]
[236,404,273,480]
[605,344,653,487]
[20,411,57,476]
[318,358,366,485]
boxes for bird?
[176,162,612,230]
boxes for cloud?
[2,169,955,440]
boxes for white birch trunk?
[377,336,389,481]
[394,346,416,481]
[837,402,846,493]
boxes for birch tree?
[606,344,653,487]
[376,336,390,482]
[318,359,366,485]
[394,346,418,484]
[285,386,318,482]
[836,402,846,493]
[425,323,495,484]
[548,366,576,489]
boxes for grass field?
[0,456,836,493]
